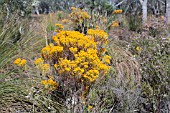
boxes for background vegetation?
[0,0,169,113]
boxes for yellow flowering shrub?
[38,30,110,83]
[28,8,111,99]
[13,7,113,102]
[34,26,110,91]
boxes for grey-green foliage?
[45,0,114,14]
[141,39,169,112]
[131,36,170,112]
[0,0,32,20]
[84,0,114,15]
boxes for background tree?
[139,0,148,26]
[166,0,170,24]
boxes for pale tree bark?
[4,3,10,20]
[35,7,40,15]
[166,0,170,24]
[139,0,148,26]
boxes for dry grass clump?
[107,39,141,85]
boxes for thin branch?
[115,0,127,7]
[124,3,130,14]
[158,0,165,4]
[139,0,144,4]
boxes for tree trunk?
[166,0,170,24]
[142,0,148,26]
[139,0,148,26]
[5,3,10,20]
[35,7,40,15]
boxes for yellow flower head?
[40,64,50,73]
[103,55,111,64]
[87,29,108,44]
[112,21,119,27]
[14,58,21,65]
[62,19,69,23]
[41,80,48,85]
[41,45,63,59]
[88,105,93,110]
[55,24,64,29]
[55,24,64,32]
[95,25,100,29]
[20,59,27,66]
[113,9,123,14]
[41,78,58,90]
[69,47,78,53]
[103,18,107,23]
[34,58,44,66]
[14,58,26,67]
[161,16,165,21]
[48,75,53,79]
[136,46,142,53]
[71,7,76,10]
